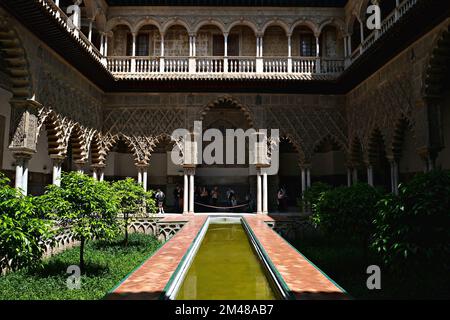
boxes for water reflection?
[177,223,276,300]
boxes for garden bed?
[0,233,161,300]
[292,236,450,300]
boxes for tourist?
[277,187,286,212]
[155,188,166,214]
[226,187,235,206]
[173,185,182,213]
[211,186,219,206]
[245,192,254,213]
[230,194,238,207]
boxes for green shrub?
[40,172,120,272]
[112,178,156,245]
[372,170,450,272]
[300,182,332,212]
[0,173,53,271]
[311,183,384,247]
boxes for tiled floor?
[106,214,347,300]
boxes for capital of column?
[299,163,311,170]
[135,163,149,169]
[50,155,65,164]
[183,165,196,176]
[13,152,33,161]
[91,164,106,170]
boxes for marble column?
[390,160,399,195]
[256,168,262,214]
[347,167,352,187]
[352,168,358,184]
[98,168,105,182]
[189,169,195,214]
[262,169,268,215]
[92,168,98,181]
[51,157,64,187]
[315,34,321,73]
[137,167,143,185]
[183,170,189,214]
[142,167,148,191]
[301,167,306,194]
[224,33,229,72]
[287,34,292,72]
[14,154,31,195]
[306,167,311,189]
[160,33,165,72]
[367,165,374,186]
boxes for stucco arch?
[226,19,259,35]
[289,19,319,36]
[318,18,346,35]
[193,19,226,34]
[0,16,34,100]
[105,17,133,33]
[280,134,306,165]
[199,96,254,128]
[261,19,290,36]
[132,18,162,34]
[161,18,191,34]
[367,127,388,165]
[313,134,348,158]
[423,23,450,101]
[36,109,64,157]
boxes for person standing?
[226,187,235,206]
[211,186,219,206]
[277,187,285,212]
[173,185,182,213]
[155,188,166,214]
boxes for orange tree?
[40,172,120,272]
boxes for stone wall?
[345,20,450,170]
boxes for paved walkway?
[245,215,347,300]
[107,215,206,300]
[106,214,347,300]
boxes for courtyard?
[0,0,450,307]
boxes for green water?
[176,223,277,300]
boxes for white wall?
[105,152,137,177]
[28,127,52,174]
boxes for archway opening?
[263,26,288,57]
[109,24,132,57]
[28,121,55,195]
[368,129,390,190]
[271,137,303,213]
[312,136,347,187]
[196,100,253,213]
[148,135,177,211]
[104,137,136,181]
[292,25,316,57]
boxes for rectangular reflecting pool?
[175,222,277,300]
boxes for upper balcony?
[105,22,346,80]
[3,0,420,83]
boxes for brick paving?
[106,214,347,300]
[245,215,348,300]
[106,215,206,300]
